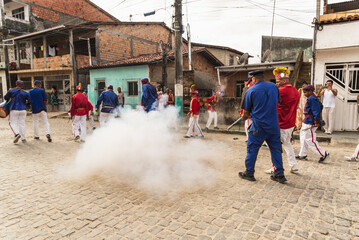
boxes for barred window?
[128,81,138,96]
[12,7,25,20]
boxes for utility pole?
[312,0,321,85]
[174,0,183,116]
[269,0,276,54]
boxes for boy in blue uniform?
[238,70,287,183]
[4,80,30,143]
[28,80,52,142]
[296,85,329,162]
[96,85,119,127]
[141,77,158,112]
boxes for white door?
[325,63,359,131]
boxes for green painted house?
[88,65,148,109]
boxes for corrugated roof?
[319,13,359,24]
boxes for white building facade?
[314,5,359,131]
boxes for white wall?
[317,21,359,50]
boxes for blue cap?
[34,80,41,85]
[16,80,24,86]
[303,85,315,91]
[141,77,149,83]
[248,70,264,77]
[107,85,113,90]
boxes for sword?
[227,118,242,131]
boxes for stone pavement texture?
[0,117,359,239]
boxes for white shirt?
[323,89,335,108]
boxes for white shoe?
[345,156,357,161]
[290,167,299,173]
[264,168,275,174]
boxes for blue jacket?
[28,88,47,113]
[141,84,157,112]
[304,95,321,125]
[96,90,119,113]
[242,81,280,135]
[4,88,30,111]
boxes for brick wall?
[98,24,173,62]
[24,0,116,23]
[33,55,70,69]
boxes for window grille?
[12,7,25,20]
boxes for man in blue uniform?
[141,77,157,112]
[5,80,30,143]
[238,70,287,183]
[96,85,119,127]
[29,80,52,142]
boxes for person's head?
[302,81,308,88]
[16,80,24,89]
[141,77,149,85]
[107,85,114,91]
[117,87,122,93]
[157,86,162,91]
[248,70,264,83]
[273,67,290,87]
[169,89,173,94]
[165,88,169,94]
[76,84,83,92]
[303,85,315,97]
[34,80,42,88]
[326,79,333,88]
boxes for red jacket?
[277,83,300,129]
[190,96,200,116]
[207,95,219,111]
[70,92,91,118]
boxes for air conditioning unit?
[0,62,5,69]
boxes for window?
[19,43,27,60]
[236,81,245,97]
[12,7,25,20]
[128,81,138,96]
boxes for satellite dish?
[261,49,271,63]
[238,53,249,65]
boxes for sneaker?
[46,134,52,143]
[13,134,21,143]
[214,126,219,130]
[290,166,299,173]
[22,139,27,143]
[205,127,209,132]
[264,168,275,174]
[34,137,40,140]
[270,174,287,183]
[74,136,80,140]
[319,152,329,163]
[295,155,308,160]
[92,127,96,130]
[345,156,358,161]
[197,135,204,139]
[184,136,191,138]
[238,171,256,181]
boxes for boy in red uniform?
[70,84,92,142]
[265,67,300,174]
[185,89,204,138]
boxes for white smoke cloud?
[65,107,223,194]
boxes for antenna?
[261,49,271,63]
[238,53,249,65]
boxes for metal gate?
[325,63,359,131]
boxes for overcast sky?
[90,0,344,63]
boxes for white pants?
[9,110,27,140]
[186,115,203,137]
[32,111,50,137]
[100,112,115,127]
[352,144,359,159]
[244,118,253,140]
[206,111,218,128]
[280,127,298,169]
[322,107,335,133]
[299,123,326,157]
[89,113,95,128]
[72,115,87,141]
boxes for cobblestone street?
[0,117,358,240]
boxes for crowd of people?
[2,71,358,175]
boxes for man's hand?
[95,108,99,112]
[241,109,249,121]
[314,123,320,127]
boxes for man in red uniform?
[70,84,92,142]
[184,89,203,138]
[205,91,220,131]
[265,67,300,174]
